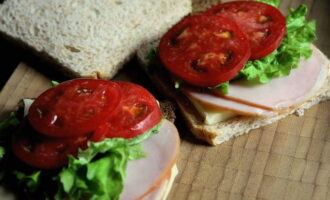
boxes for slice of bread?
[137,40,330,145]
[0,0,191,79]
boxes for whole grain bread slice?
[0,0,191,79]
[137,40,330,145]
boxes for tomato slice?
[12,121,88,169]
[99,81,162,139]
[159,14,250,87]
[28,79,122,137]
[90,122,109,142]
[204,1,286,60]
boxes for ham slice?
[213,46,329,110]
[120,120,180,200]
[184,88,275,117]
[143,166,178,200]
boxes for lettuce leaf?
[54,121,162,200]
[51,80,60,87]
[0,147,4,159]
[255,0,279,7]
[0,112,20,161]
[209,82,229,95]
[0,112,20,132]
[55,139,146,200]
[13,171,41,192]
[126,120,163,145]
[239,4,316,83]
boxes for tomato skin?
[205,1,286,60]
[12,120,88,169]
[102,81,162,139]
[159,14,250,87]
[28,79,122,137]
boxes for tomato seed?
[169,26,189,46]
[259,15,269,23]
[191,60,208,73]
[215,31,232,39]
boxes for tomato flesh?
[28,79,122,137]
[205,1,286,59]
[12,120,88,169]
[102,81,162,139]
[159,14,250,87]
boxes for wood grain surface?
[169,1,330,199]
[0,1,329,200]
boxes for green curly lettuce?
[209,82,229,95]
[54,120,162,200]
[55,139,146,200]
[0,112,20,132]
[255,0,279,7]
[0,112,20,161]
[13,171,41,192]
[51,80,60,87]
[239,3,316,83]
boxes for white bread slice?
[137,40,330,145]
[0,0,191,78]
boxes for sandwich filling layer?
[185,46,329,124]
[121,120,180,199]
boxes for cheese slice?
[188,96,236,124]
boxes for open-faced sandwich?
[0,79,179,200]
[137,0,330,145]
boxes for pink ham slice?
[212,45,329,110]
[184,88,275,117]
[120,120,180,200]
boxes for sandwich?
[137,0,330,145]
[0,79,180,200]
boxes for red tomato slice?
[28,79,122,137]
[12,121,88,169]
[98,81,162,139]
[159,14,250,87]
[90,122,109,142]
[205,1,286,60]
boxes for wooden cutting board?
[0,1,329,200]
